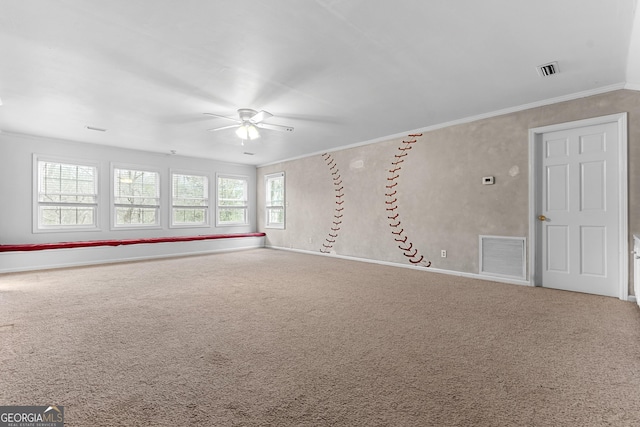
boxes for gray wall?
[257,89,640,295]
[0,132,257,245]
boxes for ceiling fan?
[204,108,294,140]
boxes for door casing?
[528,113,628,300]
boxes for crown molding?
[258,83,628,168]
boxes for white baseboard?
[266,245,532,287]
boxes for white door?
[539,121,620,297]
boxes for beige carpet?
[1,248,640,426]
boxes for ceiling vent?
[86,126,107,132]
[536,61,559,77]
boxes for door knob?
[538,215,547,221]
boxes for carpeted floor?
[1,248,640,426]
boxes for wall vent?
[479,236,526,280]
[536,61,559,77]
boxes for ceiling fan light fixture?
[247,124,260,140]
[235,123,260,140]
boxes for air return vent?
[479,236,526,279]
[536,61,559,77]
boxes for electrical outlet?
[441,250,447,258]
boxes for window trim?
[111,163,162,230]
[33,154,101,233]
[170,169,211,229]
[265,172,285,229]
[215,173,249,227]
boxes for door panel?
[547,225,569,272]
[546,137,569,157]
[579,132,605,153]
[581,161,605,211]
[580,226,606,276]
[546,165,569,211]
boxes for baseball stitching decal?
[386,134,432,267]
[320,153,344,253]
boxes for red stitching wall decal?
[385,134,432,267]
[320,153,344,253]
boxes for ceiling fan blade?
[256,122,294,132]
[207,124,241,132]
[203,113,241,123]
[250,110,273,123]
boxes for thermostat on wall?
[482,176,495,185]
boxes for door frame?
[528,113,628,300]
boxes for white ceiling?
[0,0,638,166]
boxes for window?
[36,159,98,230]
[171,172,209,227]
[113,167,160,227]
[217,175,248,225]
[265,172,285,229]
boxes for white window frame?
[216,173,249,226]
[170,170,210,228]
[111,163,161,229]
[265,172,285,229]
[33,154,100,233]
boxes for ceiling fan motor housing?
[238,108,259,122]
[205,108,292,133]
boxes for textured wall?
[258,89,640,295]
